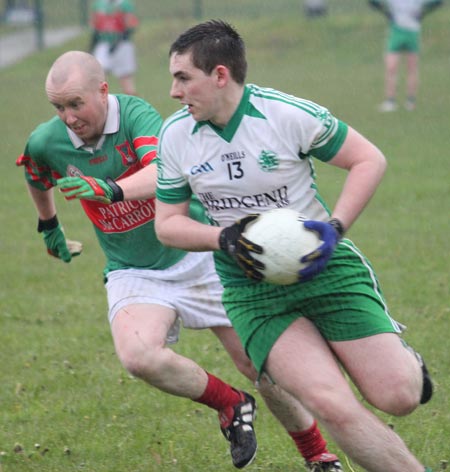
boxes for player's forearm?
[329,127,387,232]
[27,184,57,220]
[118,164,157,200]
[369,0,391,18]
[332,156,386,232]
[422,0,442,16]
[369,0,382,9]
[155,203,222,251]
[158,217,222,251]
[369,0,385,12]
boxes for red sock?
[195,372,241,411]
[289,420,329,461]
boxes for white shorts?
[105,251,231,343]
[93,40,137,78]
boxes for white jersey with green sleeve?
[156,84,348,284]
[378,0,440,31]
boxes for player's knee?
[115,341,166,381]
[386,63,397,75]
[363,381,420,416]
[115,346,146,378]
[373,391,419,416]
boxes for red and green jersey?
[17,94,199,276]
[91,0,138,43]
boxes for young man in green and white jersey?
[155,20,434,472]
[17,50,345,471]
[369,0,442,111]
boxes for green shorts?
[222,239,403,374]
[387,25,420,53]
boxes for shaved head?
[46,51,105,93]
[45,51,109,146]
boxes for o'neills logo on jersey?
[81,198,155,233]
[221,150,246,161]
[198,185,289,211]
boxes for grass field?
[1,4,449,472]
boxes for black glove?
[219,215,265,281]
[109,29,134,53]
[109,39,121,54]
[122,29,132,41]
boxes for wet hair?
[169,20,247,84]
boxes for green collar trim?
[193,85,266,142]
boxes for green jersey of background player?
[155,19,434,472]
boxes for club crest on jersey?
[115,141,138,166]
[66,164,84,177]
[315,108,332,127]
[258,150,279,172]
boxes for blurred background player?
[369,0,443,112]
[90,0,139,95]
[303,0,328,18]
